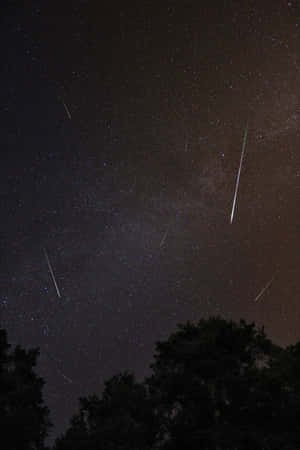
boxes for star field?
[1,0,299,443]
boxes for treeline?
[1,316,300,449]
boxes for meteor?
[44,350,73,383]
[160,224,170,247]
[253,275,275,302]
[62,100,71,120]
[43,247,61,298]
[184,137,188,152]
[230,123,248,224]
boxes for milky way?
[1,1,299,443]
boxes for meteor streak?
[160,224,170,247]
[230,123,248,224]
[44,350,73,383]
[253,275,275,302]
[184,137,188,152]
[43,247,61,298]
[62,100,71,120]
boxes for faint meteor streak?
[184,137,188,152]
[43,248,61,298]
[44,350,73,383]
[62,100,71,120]
[160,224,170,247]
[253,275,275,302]
[230,123,248,224]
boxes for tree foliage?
[55,316,300,449]
[146,316,300,449]
[0,328,52,449]
[54,372,157,450]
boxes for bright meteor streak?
[230,123,248,224]
[43,247,61,298]
[253,275,275,302]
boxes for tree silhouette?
[54,316,300,449]
[0,328,52,450]
[54,372,157,450]
[146,316,300,449]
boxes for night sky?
[1,0,299,443]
